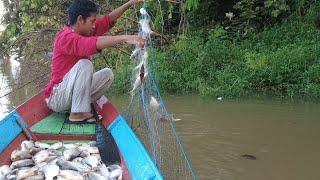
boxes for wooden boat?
[0,92,163,179]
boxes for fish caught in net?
[124,5,196,180]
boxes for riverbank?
[104,8,320,99]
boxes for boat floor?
[31,112,95,135]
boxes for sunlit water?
[1,57,320,179]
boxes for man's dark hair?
[68,0,98,25]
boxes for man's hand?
[125,35,146,47]
[129,0,144,6]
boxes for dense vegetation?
[1,0,320,98]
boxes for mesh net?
[123,5,196,180]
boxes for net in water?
[124,5,196,180]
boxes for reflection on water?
[0,55,46,119]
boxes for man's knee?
[77,59,93,72]
[102,68,114,82]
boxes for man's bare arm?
[109,0,144,24]
[96,35,146,50]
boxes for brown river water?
[1,57,320,180]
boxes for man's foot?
[68,112,96,123]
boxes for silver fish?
[6,174,16,180]
[130,48,141,60]
[29,147,45,155]
[0,165,12,177]
[139,19,151,34]
[20,141,35,151]
[82,156,99,169]
[130,72,148,94]
[63,143,79,149]
[34,161,47,169]
[35,141,51,149]
[48,149,63,156]
[80,150,90,158]
[15,167,38,180]
[86,172,105,180]
[50,142,63,150]
[57,159,90,173]
[33,150,50,164]
[71,157,83,163]
[40,164,60,180]
[149,96,160,111]
[63,148,81,160]
[140,8,147,15]
[91,153,101,161]
[98,163,110,178]
[23,173,45,180]
[88,141,97,147]
[109,165,122,179]
[10,159,34,169]
[11,150,32,161]
[59,170,84,180]
[77,146,99,154]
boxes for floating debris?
[241,154,257,160]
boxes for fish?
[130,48,141,60]
[56,159,90,173]
[20,141,35,151]
[139,19,151,34]
[88,141,97,147]
[40,164,60,180]
[86,172,105,180]
[11,150,32,161]
[10,159,34,169]
[35,141,51,149]
[109,168,122,179]
[72,157,83,163]
[143,50,148,61]
[23,173,45,180]
[63,148,81,161]
[63,143,79,149]
[29,147,45,155]
[50,141,63,150]
[98,163,110,178]
[15,167,38,180]
[150,96,160,111]
[140,8,147,15]
[91,153,101,161]
[59,170,84,180]
[82,156,99,169]
[0,165,12,177]
[133,60,144,71]
[77,146,99,154]
[34,162,47,169]
[48,148,63,156]
[80,150,90,158]
[130,73,148,95]
[6,174,17,180]
[32,150,50,164]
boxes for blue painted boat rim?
[108,115,163,180]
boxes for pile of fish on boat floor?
[0,140,122,180]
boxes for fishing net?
[123,4,196,180]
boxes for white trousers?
[46,59,113,113]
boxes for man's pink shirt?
[44,14,113,98]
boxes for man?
[44,0,145,123]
